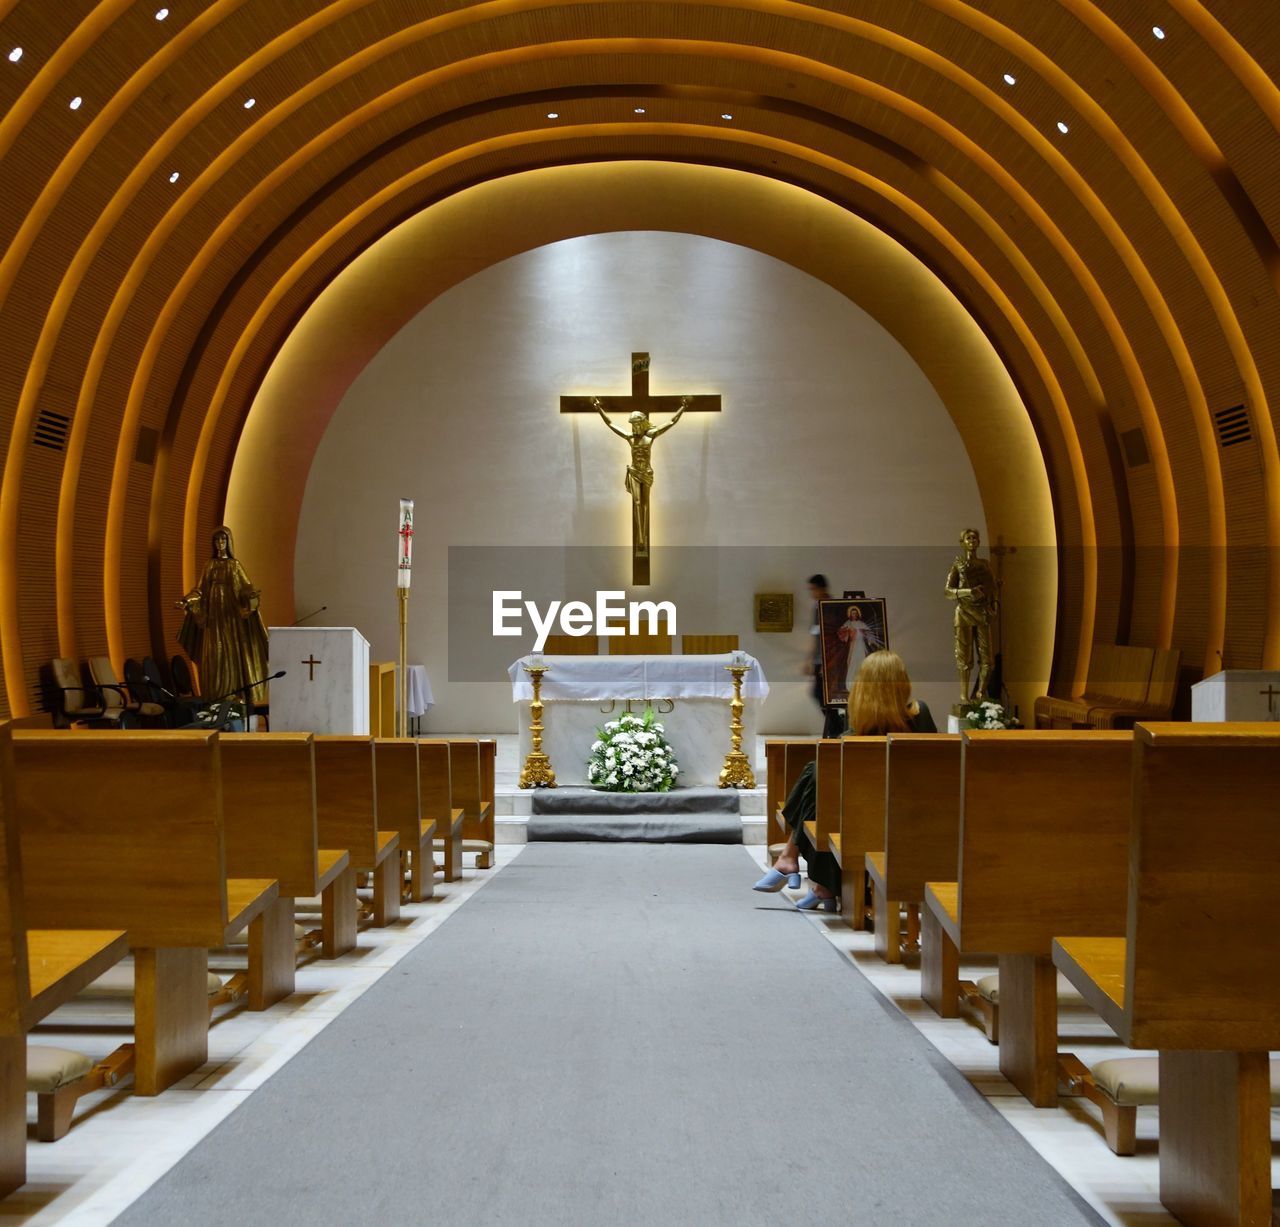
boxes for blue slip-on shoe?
[752,867,804,892]
[795,890,838,912]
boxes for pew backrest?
[374,738,421,848]
[882,733,961,901]
[12,730,229,946]
[313,736,380,870]
[813,740,842,845]
[417,739,452,824]
[0,726,29,1036]
[958,731,1130,953]
[1124,723,1280,1050]
[220,732,319,896]
[447,739,494,843]
[839,735,887,858]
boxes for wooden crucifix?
[302,654,322,681]
[561,352,720,584]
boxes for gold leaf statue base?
[519,752,557,790]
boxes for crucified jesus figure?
[593,395,690,556]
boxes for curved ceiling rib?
[0,0,1274,715]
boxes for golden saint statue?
[176,525,270,705]
[593,395,689,556]
[945,527,998,703]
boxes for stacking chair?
[48,659,121,728]
[89,657,164,726]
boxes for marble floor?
[745,846,1280,1227]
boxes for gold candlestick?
[518,663,557,789]
[719,662,756,789]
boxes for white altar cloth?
[399,664,434,717]
[507,653,769,702]
[509,654,768,787]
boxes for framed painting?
[818,597,890,706]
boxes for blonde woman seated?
[753,651,936,909]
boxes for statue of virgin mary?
[176,525,270,705]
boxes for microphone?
[291,605,327,626]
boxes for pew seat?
[27,931,131,1019]
[1052,937,1126,1035]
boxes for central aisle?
[116,845,1102,1226]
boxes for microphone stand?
[203,670,285,733]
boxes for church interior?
[0,2,1278,1224]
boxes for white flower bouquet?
[958,699,1021,730]
[586,707,680,793]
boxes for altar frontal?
[509,653,768,787]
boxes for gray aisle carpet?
[115,846,1103,1227]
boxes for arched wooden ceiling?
[0,0,1277,716]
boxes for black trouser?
[812,671,846,739]
[780,761,840,896]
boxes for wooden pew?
[1052,723,1280,1227]
[447,739,496,869]
[830,736,886,930]
[765,740,817,860]
[864,734,960,963]
[313,737,400,927]
[10,731,279,1095]
[0,724,131,1193]
[920,731,1130,1110]
[419,740,464,883]
[374,738,437,903]
[802,740,842,869]
[220,733,356,960]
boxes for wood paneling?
[0,2,1278,714]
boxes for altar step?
[525,787,743,844]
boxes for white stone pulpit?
[1191,670,1280,722]
[268,626,370,734]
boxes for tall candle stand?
[518,662,557,789]
[718,662,756,789]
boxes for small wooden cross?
[559,352,721,419]
[1260,683,1280,716]
[302,655,322,681]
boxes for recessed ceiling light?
[7,47,21,63]
[721,113,733,120]
[155,6,169,18]
[633,107,646,114]
[243,97,255,109]
[69,96,82,110]
[1152,25,1166,39]
[168,170,180,183]
[1002,72,1016,86]
[1056,120,1070,134]
[546,111,559,119]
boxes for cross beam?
[559,352,721,417]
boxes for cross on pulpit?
[302,655,322,681]
[561,352,720,584]
[1260,684,1280,717]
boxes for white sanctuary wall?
[294,232,989,733]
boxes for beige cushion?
[52,658,89,713]
[462,839,494,852]
[27,1046,93,1094]
[1092,1058,1160,1106]
[80,965,224,999]
[1092,1057,1280,1107]
[976,973,999,1004]
[222,925,307,948]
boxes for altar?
[508,654,769,787]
